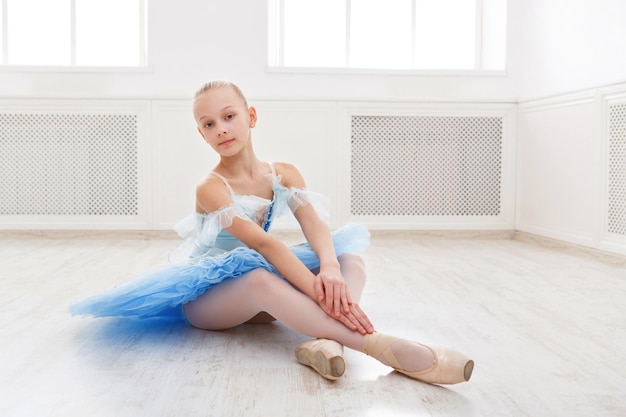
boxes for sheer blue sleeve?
[271,180,331,224]
[170,205,248,263]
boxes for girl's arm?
[297,207,344,312]
[277,163,373,332]
[196,176,316,298]
[196,175,370,334]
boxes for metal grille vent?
[0,113,139,216]
[608,103,626,235]
[351,115,502,216]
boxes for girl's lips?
[219,139,235,146]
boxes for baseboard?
[514,231,626,266]
[0,229,179,240]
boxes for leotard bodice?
[172,162,328,262]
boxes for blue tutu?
[69,223,370,322]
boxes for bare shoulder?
[195,174,231,214]
[274,162,306,188]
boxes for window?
[268,0,506,72]
[0,0,147,67]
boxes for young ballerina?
[70,81,474,384]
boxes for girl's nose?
[216,124,228,136]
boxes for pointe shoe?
[362,333,474,385]
[295,338,346,381]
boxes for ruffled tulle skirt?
[69,223,370,323]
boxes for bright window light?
[282,0,345,67]
[350,0,413,69]
[482,0,507,70]
[7,0,71,66]
[2,0,146,67]
[269,0,507,72]
[75,0,141,66]
[414,0,476,69]
[0,4,4,60]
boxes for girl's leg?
[329,254,473,385]
[183,254,367,333]
[184,267,365,343]
[339,253,368,303]
[295,253,367,379]
[183,267,468,383]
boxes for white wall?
[513,0,626,255]
[517,92,599,247]
[4,0,623,102]
[0,0,519,102]
[509,0,626,100]
[516,83,626,256]
[0,0,519,232]
[0,97,517,231]
[2,0,626,256]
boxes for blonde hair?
[194,80,248,107]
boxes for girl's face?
[193,87,257,157]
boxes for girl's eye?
[225,114,234,120]
[204,122,213,128]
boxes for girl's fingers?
[349,304,374,333]
[324,284,334,314]
[345,288,354,307]
[341,287,350,313]
[327,302,372,334]
[333,284,342,317]
[314,275,325,302]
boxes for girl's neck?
[216,149,265,181]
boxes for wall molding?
[518,89,596,113]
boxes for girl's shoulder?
[273,162,305,188]
[195,173,232,213]
[196,172,229,195]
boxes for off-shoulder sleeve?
[287,188,330,221]
[271,181,331,224]
[170,205,248,263]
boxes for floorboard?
[1,230,625,417]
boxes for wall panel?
[0,99,517,232]
[518,82,626,256]
[0,99,152,229]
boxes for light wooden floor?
[1,230,625,417]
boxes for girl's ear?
[248,106,257,128]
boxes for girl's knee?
[246,268,280,290]
[339,253,365,270]
[339,253,366,283]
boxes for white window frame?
[268,0,506,76]
[0,0,149,72]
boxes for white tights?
[183,254,434,372]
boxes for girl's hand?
[314,268,374,334]
[314,268,352,318]
[318,299,375,335]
